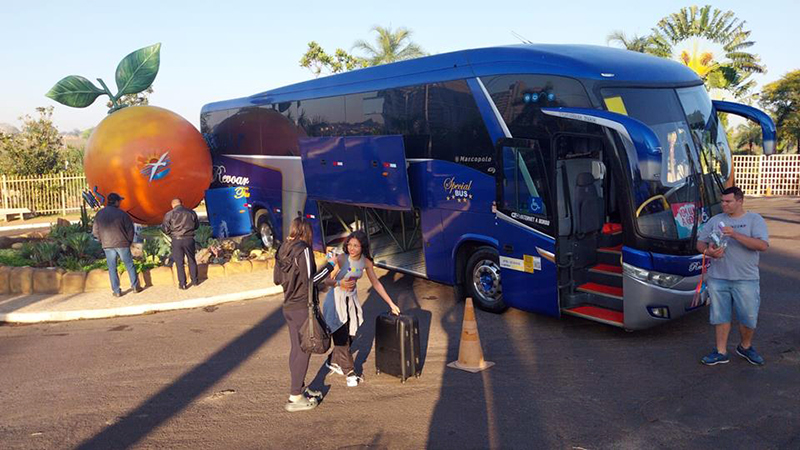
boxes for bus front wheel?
[465,247,507,313]
[254,210,276,249]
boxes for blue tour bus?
[201,44,775,330]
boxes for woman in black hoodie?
[275,217,354,412]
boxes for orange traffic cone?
[447,297,495,373]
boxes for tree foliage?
[651,5,765,98]
[299,42,366,77]
[606,31,670,57]
[300,26,426,76]
[731,121,763,154]
[106,85,153,109]
[0,106,65,176]
[760,70,800,153]
[352,26,427,66]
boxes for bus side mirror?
[713,100,776,156]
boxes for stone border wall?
[0,259,275,295]
[0,253,329,295]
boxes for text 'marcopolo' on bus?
[201,44,776,330]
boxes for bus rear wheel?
[254,210,276,249]
[465,247,507,313]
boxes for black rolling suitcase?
[374,312,421,383]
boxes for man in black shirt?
[162,198,200,289]
[92,193,141,297]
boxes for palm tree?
[679,41,716,78]
[733,122,763,154]
[352,26,426,66]
[606,31,670,57]
[651,5,765,98]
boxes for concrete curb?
[0,285,283,324]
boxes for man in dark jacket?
[162,198,200,289]
[92,193,140,297]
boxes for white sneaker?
[346,372,363,387]
[284,395,318,412]
[326,361,344,376]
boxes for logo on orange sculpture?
[138,151,172,182]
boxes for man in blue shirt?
[696,186,769,366]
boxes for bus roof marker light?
[601,73,615,78]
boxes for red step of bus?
[564,306,624,327]
[577,282,623,299]
[589,264,622,275]
[602,223,622,235]
[598,244,623,254]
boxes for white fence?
[733,155,800,196]
[1,173,87,216]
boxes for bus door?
[495,138,559,317]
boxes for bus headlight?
[623,263,683,289]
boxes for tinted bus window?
[298,96,346,137]
[481,75,591,137]
[342,81,493,172]
[426,80,494,172]
[201,109,233,155]
[344,92,386,135]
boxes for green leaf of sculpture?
[115,43,161,97]
[45,76,106,108]
[45,75,106,108]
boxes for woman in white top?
[322,230,400,387]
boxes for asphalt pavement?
[0,197,798,449]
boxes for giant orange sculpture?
[46,43,212,224]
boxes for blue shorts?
[707,278,761,329]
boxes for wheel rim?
[259,223,274,248]
[472,259,502,305]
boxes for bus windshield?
[601,86,723,242]
[676,85,732,185]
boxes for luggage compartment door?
[204,186,253,238]
[300,135,413,210]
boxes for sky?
[1,0,797,132]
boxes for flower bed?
[0,219,279,295]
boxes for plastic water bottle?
[711,221,728,249]
[326,246,342,264]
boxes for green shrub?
[82,258,108,272]
[31,241,61,266]
[18,242,35,260]
[0,249,33,267]
[79,203,93,232]
[64,232,103,259]
[58,254,84,271]
[195,224,213,248]
[238,233,262,254]
[49,222,84,244]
